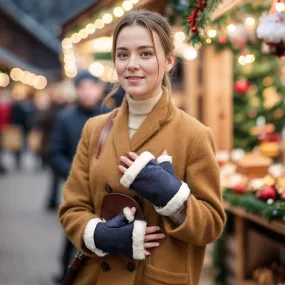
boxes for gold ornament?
[263,175,275,186]
[250,96,260,108]
[260,142,279,158]
[274,108,284,119]
[247,85,258,96]
[263,76,273,86]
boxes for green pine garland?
[168,0,221,46]
[223,189,285,221]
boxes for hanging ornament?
[218,35,227,44]
[227,23,249,49]
[234,79,250,94]
[257,0,285,57]
[255,186,277,201]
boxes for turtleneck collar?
[126,90,163,116]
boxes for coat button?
[127,262,135,272]
[105,184,112,193]
[101,261,110,271]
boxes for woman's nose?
[127,55,139,71]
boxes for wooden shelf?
[223,201,285,236]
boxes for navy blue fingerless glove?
[120,152,190,216]
[90,208,146,260]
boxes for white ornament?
[257,12,285,43]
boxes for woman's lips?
[125,76,144,83]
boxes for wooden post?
[183,46,233,150]
[183,57,201,120]
[203,46,233,150]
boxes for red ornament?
[233,183,247,194]
[218,35,227,45]
[234,80,251,94]
[262,133,281,143]
[256,186,277,201]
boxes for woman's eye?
[117,53,128,58]
[141,51,152,57]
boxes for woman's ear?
[165,53,175,73]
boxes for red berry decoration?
[186,0,206,35]
[234,79,251,94]
[233,183,247,194]
[255,186,277,201]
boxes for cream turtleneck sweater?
[126,90,163,139]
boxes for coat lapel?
[130,88,173,152]
[112,97,131,157]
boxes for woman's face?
[115,25,174,101]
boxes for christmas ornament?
[233,183,247,194]
[256,186,277,201]
[227,23,249,49]
[234,79,250,94]
[257,1,285,57]
[247,178,265,192]
[275,176,285,199]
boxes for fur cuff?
[120,151,154,188]
[154,182,190,216]
[157,154,172,164]
[132,220,147,260]
[123,207,135,223]
[83,218,109,257]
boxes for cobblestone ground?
[0,152,213,285]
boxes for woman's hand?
[129,207,165,257]
[118,151,167,174]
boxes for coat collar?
[112,87,174,155]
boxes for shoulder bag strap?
[96,109,118,159]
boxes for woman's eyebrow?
[116,45,154,50]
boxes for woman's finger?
[128,152,139,160]
[146,226,161,234]
[144,250,151,256]
[144,242,160,249]
[144,233,165,241]
[130,207,136,215]
[118,165,127,173]
[120,156,134,167]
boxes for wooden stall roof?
[61,0,167,39]
[0,0,62,81]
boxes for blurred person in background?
[49,71,111,284]
[11,89,36,169]
[0,89,12,175]
[32,89,66,210]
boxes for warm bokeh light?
[71,33,81,44]
[174,31,186,42]
[113,7,124,17]
[62,38,73,49]
[79,29,88,39]
[94,19,105,29]
[103,13,113,24]
[208,29,217,38]
[89,62,105,77]
[33,75,47,89]
[10,68,23,81]
[183,47,198,60]
[122,1,133,11]
[86,23,96,34]
[227,24,236,33]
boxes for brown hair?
[104,10,175,104]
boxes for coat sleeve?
[48,114,71,178]
[162,127,226,246]
[58,119,100,257]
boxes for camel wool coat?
[59,89,226,285]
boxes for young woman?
[59,10,226,285]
